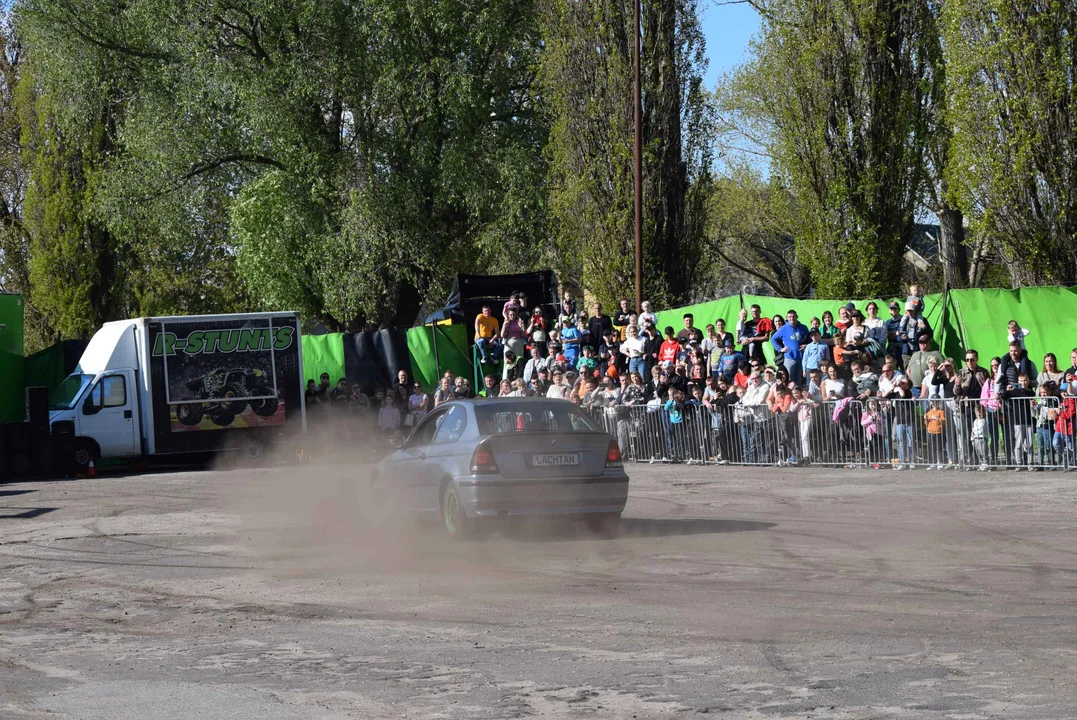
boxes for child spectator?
[712,338,744,382]
[925,400,947,470]
[658,326,679,367]
[613,299,631,339]
[502,349,521,382]
[638,300,657,329]
[664,388,686,462]
[971,405,988,471]
[377,394,401,433]
[576,345,598,379]
[621,325,647,377]
[1002,373,1035,469]
[1007,319,1030,351]
[1034,384,1057,469]
[861,398,885,468]
[790,386,816,464]
[734,308,748,347]
[801,328,831,378]
[560,320,582,366]
[1054,382,1077,467]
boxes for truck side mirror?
[83,392,100,416]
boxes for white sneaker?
[896,464,906,471]
[927,464,937,470]
[978,465,988,472]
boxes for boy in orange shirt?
[925,400,947,470]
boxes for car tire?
[441,485,473,540]
[585,512,622,538]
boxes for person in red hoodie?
[1053,376,1077,467]
[658,326,680,368]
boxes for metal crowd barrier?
[587,393,1076,470]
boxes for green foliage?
[722,0,936,298]
[540,0,713,311]
[942,0,1077,286]
[707,164,810,298]
[13,0,551,331]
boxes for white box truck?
[47,312,306,471]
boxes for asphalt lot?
[2,461,1076,719]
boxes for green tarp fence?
[651,286,1077,368]
[301,332,346,388]
[0,294,25,422]
[406,324,473,390]
[24,344,69,395]
[300,286,1077,394]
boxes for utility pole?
[633,0,643,314]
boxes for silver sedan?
[371,398,630,538]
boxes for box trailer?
[47,312,305,471]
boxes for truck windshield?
[49,374,94,411]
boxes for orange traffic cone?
[88,460,97,479]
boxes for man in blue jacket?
[771,310,810,385]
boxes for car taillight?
[606,439,623,467]
[469,441,499,474]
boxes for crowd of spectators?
[459,285,1077,469]
[298,285,1077,468]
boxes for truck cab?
[48,321,145,469]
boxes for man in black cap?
[885,301,905,368]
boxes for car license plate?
[531,453,579,467]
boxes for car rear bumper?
[454,471,629,518]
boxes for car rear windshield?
[474,402,601,435]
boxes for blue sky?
[699,0,760,88]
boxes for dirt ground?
[2,461,1076,719]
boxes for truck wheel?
[71,442,97,475]
[249,388,279,417]
[221,384,247,414]
[210,411,236,427]
[239,437,263,463]
[176,403,204,426]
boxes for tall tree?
[540,0,712,310]
[723,0,936,298]
[943,0,1077,287]
[707,165,811,298]
[17,0,550,330]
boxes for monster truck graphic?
[174,367,279,427]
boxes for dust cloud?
[218,430,621,589]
